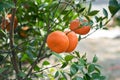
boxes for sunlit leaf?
[42,60,50,66]
[65,55,74,62]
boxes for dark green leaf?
[88,64,95,73]
[78,35,81,41]
[54,71,59,78]
[108,0,120,16]
[83,73,91,80]
[92,55,98,63]
[74,51,80,58]
[88,10,99,16]
[92,72,100,79]
[73,76,83,80]
[81,53,86,59]
[42,60,50,66]
[0,55,4,61]
[95,16,99,22]
[0,2,14,11]
[61,62,68,68]
[65,55,74,62]
[88,2,92,13]
[103,8,108,18]
[103,27,108,30]
[70,64,78,76]
[100,21,103,28]
[79,7,85,13]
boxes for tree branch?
[9,0,21,79]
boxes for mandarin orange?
[47,31,69,53]
[65,31,78,52]
[70,19,90,35]
[1,14,18,31]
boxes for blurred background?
[76,0,120,80]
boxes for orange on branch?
[46,31,69,53]
[70,19,90,35]
[65,31,78,52]
[1,14,18,31]
[19,26,30,38]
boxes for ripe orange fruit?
[47,31,69,53]
[65,31,78,52]
[70,19,90,35]
[1,14,18,31]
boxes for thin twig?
[81,28,98,39]
[32,63,60,74]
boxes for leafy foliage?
[0,0,119,80]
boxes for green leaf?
[52,52,64,60]
[74,51,80,58]
[108,0,120,16]
[79,7,85,13]
[103,27,108,30]
[78,35,81,41]
[73,76,83,80]
[100,76,106,80]
[88,64,95,73]
[34,65,40,71]
[100,21,103,28]
[0,2,14,11]
[58,77,66,80]
[18,72,26,78]
[61,71,67,80]
[92,72,100,79]
[0,55,4,61]
[88,2,92,14]
[103,8,108,18]
[83,73,91,80]
[0,68,8,74]
[42,60,50,66]
[92,55,98,63]
[54,71,59,78]
[70,64,78,76]
[95,66,101,74]
[65,55,74,62]
[88,10,99,16]
[61,62,68,68]
[21,54,29,62]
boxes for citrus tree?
[0,0,119,80]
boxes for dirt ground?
[76,37,120,80]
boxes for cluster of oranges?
[0,14,29,38]
[47,19,91,53]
